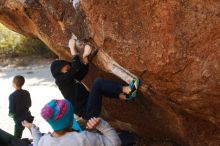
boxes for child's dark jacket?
[9,89,33,122]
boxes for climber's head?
[50,60,71,78]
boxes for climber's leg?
[85,77,122,119]
[85,77,140,119]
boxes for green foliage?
[0,24,23,50]
[0,23,55,57]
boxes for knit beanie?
[41,99,74,131]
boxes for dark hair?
[13,75,25,87]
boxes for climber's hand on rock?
[68,37,78,55]
[83,44,92,63]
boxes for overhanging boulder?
[0,0,220,145]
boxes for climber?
[50,36,140,121]
[22,99,122,146]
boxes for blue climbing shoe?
[126,79,140,101]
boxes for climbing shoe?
[126,79,140,101]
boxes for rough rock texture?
[0,0,220,145]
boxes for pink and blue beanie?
[41,99,74,131]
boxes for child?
[22,99,122,146]
[50,37,139,120]
[8,75,34,138]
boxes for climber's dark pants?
[85,77,123,120]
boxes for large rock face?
[0,0,219,145]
